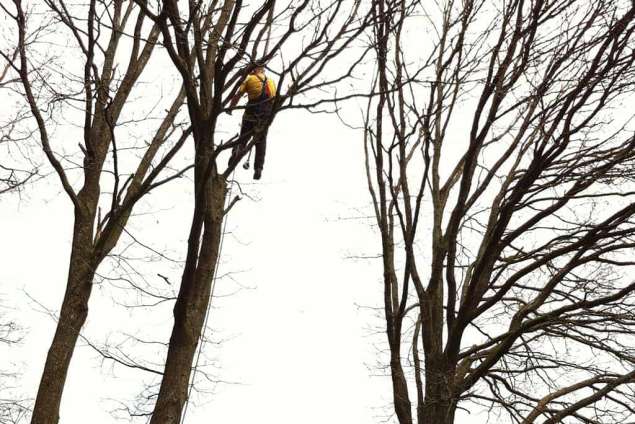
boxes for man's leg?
[252,121,269,180]
[228,117,254,169]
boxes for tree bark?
[419,358,457,424]
[390,352,413,424]
[31,198,97,424]
[150,171,226,424]
[420,400,457,424]
[420,394,457,424]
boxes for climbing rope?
[180,166,236,424]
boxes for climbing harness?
[245,75,274,119]
[240,75,273,172]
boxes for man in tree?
[228,60,277,180]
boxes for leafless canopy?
[365,0,635,423]
[0,39,38,196]
[0,305,28,424]
[101,1,376,423]
[1,1,191,422]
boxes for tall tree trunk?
[390,350,413,424]
[383,241,413,424]
[420,395,457,424]
[419,361,457,424]
[31,200,96,424]
[150,172,226,424]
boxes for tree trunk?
[419,364,457,424]
[31,207,96,424]
[390,353,413,424]
[420,398,457,424]
[150,174,226,424]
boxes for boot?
[253,168,262,180]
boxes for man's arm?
[227,78,249,114]
[227,92,242,115]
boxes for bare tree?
[132,0,377,422]
[0,1,191,423]
[1,34,37,422]
[0,303,28,424]
[0,32,38,196]
[365,0,635,423]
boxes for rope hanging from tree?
[180,166,235,424]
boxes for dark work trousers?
[231,112,270,171]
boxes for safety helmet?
[249,59,267,73]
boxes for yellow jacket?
[239,71,277,101]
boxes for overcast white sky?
[0,1,556,422]
[1,106,475,423]
[0,4,424,419]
